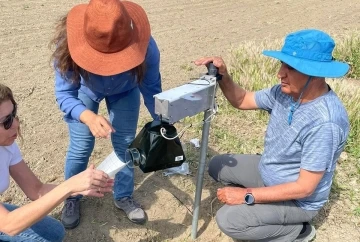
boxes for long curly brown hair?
[49,15,145,83]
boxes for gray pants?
[208,154,318,242]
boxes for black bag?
[127,121,186,173]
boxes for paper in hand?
[97,151,127,178]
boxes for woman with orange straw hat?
[50,0,162,229]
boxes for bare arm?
[217,168,325,205]
[194,56,258,110]
[252,169,325,203]
[9,161,56,200]
[0,161,113,236]
[218,73,257,110]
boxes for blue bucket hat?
[263,29,349,78]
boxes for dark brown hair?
[0,84,16,108]
[0,83,22,141]
[49,15,146,83]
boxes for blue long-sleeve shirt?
[55,36,162,121]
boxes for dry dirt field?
[1,0,360,241]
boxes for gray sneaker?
[61,198,80,229]
[293,222,316,242]
[114,197,147,224]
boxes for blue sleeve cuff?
[70,105,87,122]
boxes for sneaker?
[61,198,80,229]
[114,197,147,224]
[293,222,316,242]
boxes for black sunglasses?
[0,104,17,130]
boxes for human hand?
[193,56,229,77]
[67,164,114,198]
[217,187,246,205]
[80,110,115,138]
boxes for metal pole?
[191,109,212,239]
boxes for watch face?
[245,194,255,205]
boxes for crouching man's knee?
[208,156,219,181]
[208,155,228,181]
[215,205,252,240]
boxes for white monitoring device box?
[154,75,218,124]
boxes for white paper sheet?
[97,151,127,178]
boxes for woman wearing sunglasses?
[0,83,114,241]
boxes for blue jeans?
[64,88,140,200]
[0,204,65,242]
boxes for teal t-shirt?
[255,84,349,210]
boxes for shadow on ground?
[53,145,222,242]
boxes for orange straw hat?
[66,0,151,76]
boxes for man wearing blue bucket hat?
[195,29,350,241]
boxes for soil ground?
[0,0,359,241]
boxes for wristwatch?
[244,188,255,205]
